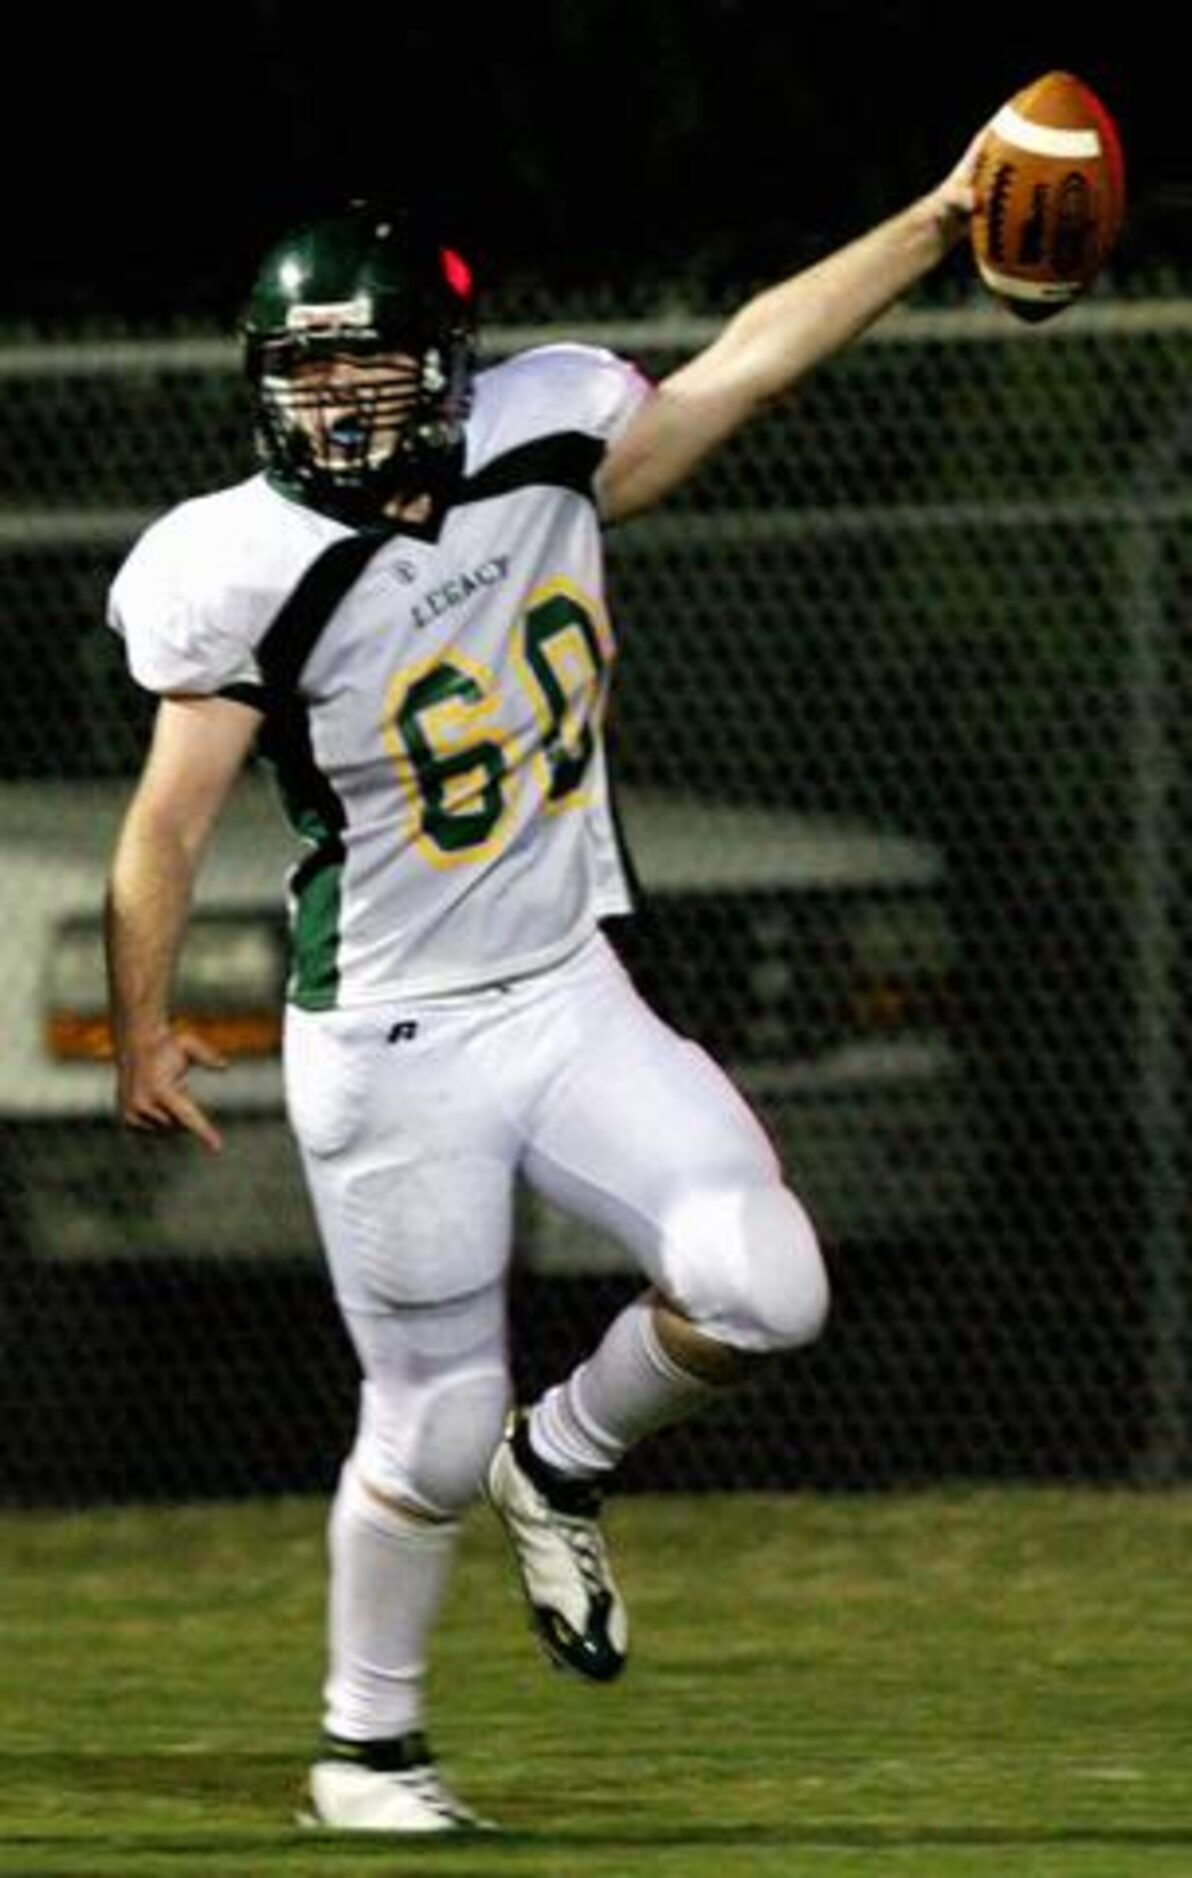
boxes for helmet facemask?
[243,206,476,521]
[253,332,469,515]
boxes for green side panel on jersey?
[257,703,347,1011]
[285,819,345,1010]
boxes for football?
[970,70,1125,322]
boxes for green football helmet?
[243,200,476,518]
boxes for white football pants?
[284,930,828,1516]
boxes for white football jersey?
[108,342,653,1007]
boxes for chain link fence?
[1,286,1189,1502]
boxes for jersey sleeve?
[107,505,265,698]
[571,345,654,444]
[471,344,654,463]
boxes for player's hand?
[116,1026,228,1154]
[929,123,989,239]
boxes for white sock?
[322,1460,458,1744]
[530,1294,719,1478]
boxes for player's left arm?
[597,132,982,524]
[105,692,262,1154]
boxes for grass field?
[4,1486,1191,1877]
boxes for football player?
[104,137,980,1834]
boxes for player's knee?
[355,1364,511,1517]
[746,1185,830,1350]
[661,1181,830,1355]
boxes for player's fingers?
[124,1106,172,1134]
[941,134,984,212]
[122,1084,223,1154]
[120,1086,183,1131]
[960,122,991,177]
[163,1086,224,1155]
[176,1028,229,1072]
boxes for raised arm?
[597,131,982,523]
[105,692,262,1153]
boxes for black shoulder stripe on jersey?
[218,680,269,712]
[459,432,605,506]
[248,532,393,1004]
[256,530,392,698]
[253,432,601,697]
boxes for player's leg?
[285,998,516,1832]
[486,932,829,1679]
[522,932,831,1452]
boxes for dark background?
[7,3,1180,326]
[1,3,1186,1504]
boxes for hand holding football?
[970,71,1125,322]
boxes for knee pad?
[658,1182,830,1355]
[355,1362,511,1518]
